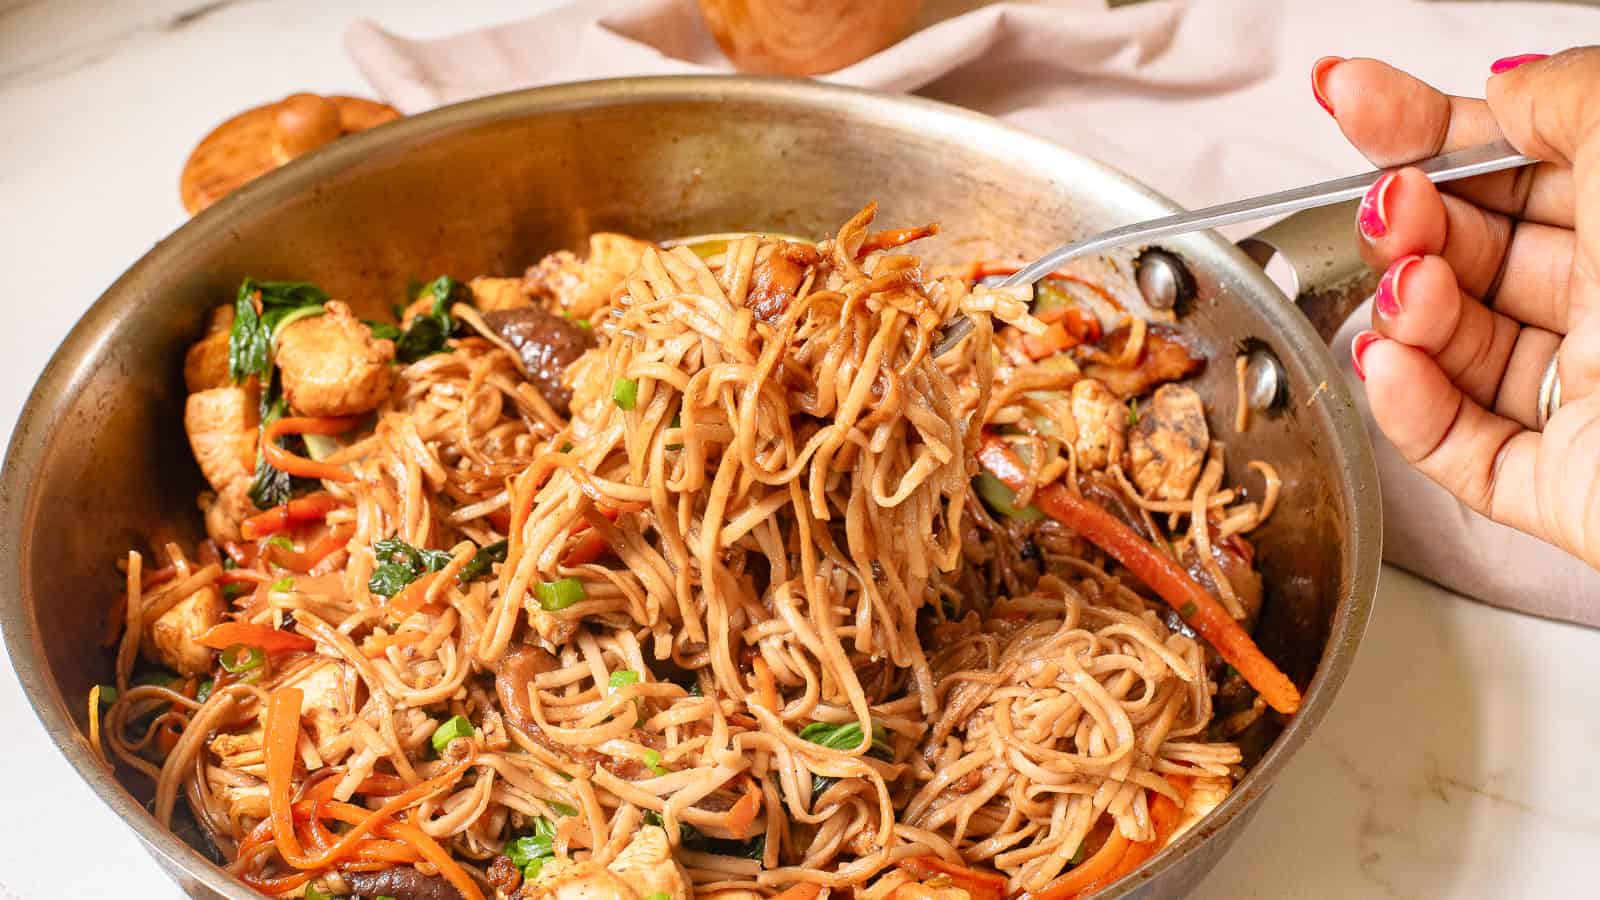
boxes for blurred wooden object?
[698,0,924,76]
[180,93,400,215]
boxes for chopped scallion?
[430,715,475,755]
[534,577,586,611]
[612,377,639,410]
[641,748,667,775]
[608,670,640,692]
[269,576,294,592]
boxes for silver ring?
[1536,353,1563,431]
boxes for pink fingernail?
[1375,254,1421,319]
[1311,56,1341,116]
[1351,330,1382,381]
[1490,53,1548,74]
[1357,172,1396,242]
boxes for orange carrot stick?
[977,436,1301,715]
[898,856,1008,900]
[199,621,315,655]
[240,494,340,540]
[262,416,361,483]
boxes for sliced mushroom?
[481,307,596,416]
[1127,384,1208,501]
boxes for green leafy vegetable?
[644,894,669,900]
[393,276,461,364]
[430,714,475,754]
[196,679,215,704]
[548,801,578,817]
[247,389,294,510]
[227,279,329,383]
[270,577,294,592]
[1069,842,1087,866]
[608,670,640,692]
[612,377,639,410]
[534,577,586,611]
[368,538,454,598]
[800,720,893,757]
[304,886,333,900]
[365,320,402,341]
[457,539,508,584]
[973,472,1044,522]
[506,817,558,881]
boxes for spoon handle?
[933,139,1534,358]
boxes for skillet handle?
[1236,199,1377,345]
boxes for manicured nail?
[1490,53,1548,74]
[1351,330,1382,381]
[1357,171,1396,242]
[1374,254,1421,319]
[1311,56,1341,116]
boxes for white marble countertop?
[1,1,1597,897]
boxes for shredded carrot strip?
[977,436,1302,715]
[265,687,308,865]
[725,784,762,839]
[1021,321,1074,359]
[199,621,315,655]
[319,802,486,900]
[898,856,1007,900]
[240,494,340,540]
[266,523,355,572]
[387,571,441,619]
[768,885,824,900]
[262,416,361,483]
[1021,832,1129,900]
[751,657,779,714]
[857,223,940,257]
[1074,782,1189,896]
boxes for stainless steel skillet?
[0,76,1380,899]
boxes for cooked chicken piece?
[184,305,234,393]
[527,233,652,320]
[1081,323,1205,399]
[274,300,395,417]
[1169,776,1234,843]
[140,585,224,676]
[199,485,256,545]
[1127,384,1208,501]
[523,826,690,900]
[210,728,265,772]
[216,780,269,821]
[286,659,356,754]
[471,276,534,312]
[186,386,258,494]
[1069,378,1126,471]
[891,882,972,900]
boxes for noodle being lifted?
[96,203,1298,900]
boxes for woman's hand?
[1313,47,1600,571]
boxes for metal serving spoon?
[932,138,1535,358]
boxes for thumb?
[1487,47,1600,400]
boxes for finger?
[1356,168,1576,332]
[1368,255,1519,409]
[1488,47,1600,396]
[1533,393,1600,564]
[1492,326,1562,428]
[1318,57,1572,225]
[1352,332,1545,541]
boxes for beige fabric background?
[346,0,1600,625]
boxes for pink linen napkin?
[345,0,1600,626]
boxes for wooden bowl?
[697,0,925,75]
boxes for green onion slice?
[430,714,475,755]
[534,578,587,611]
[218,644,266,674]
